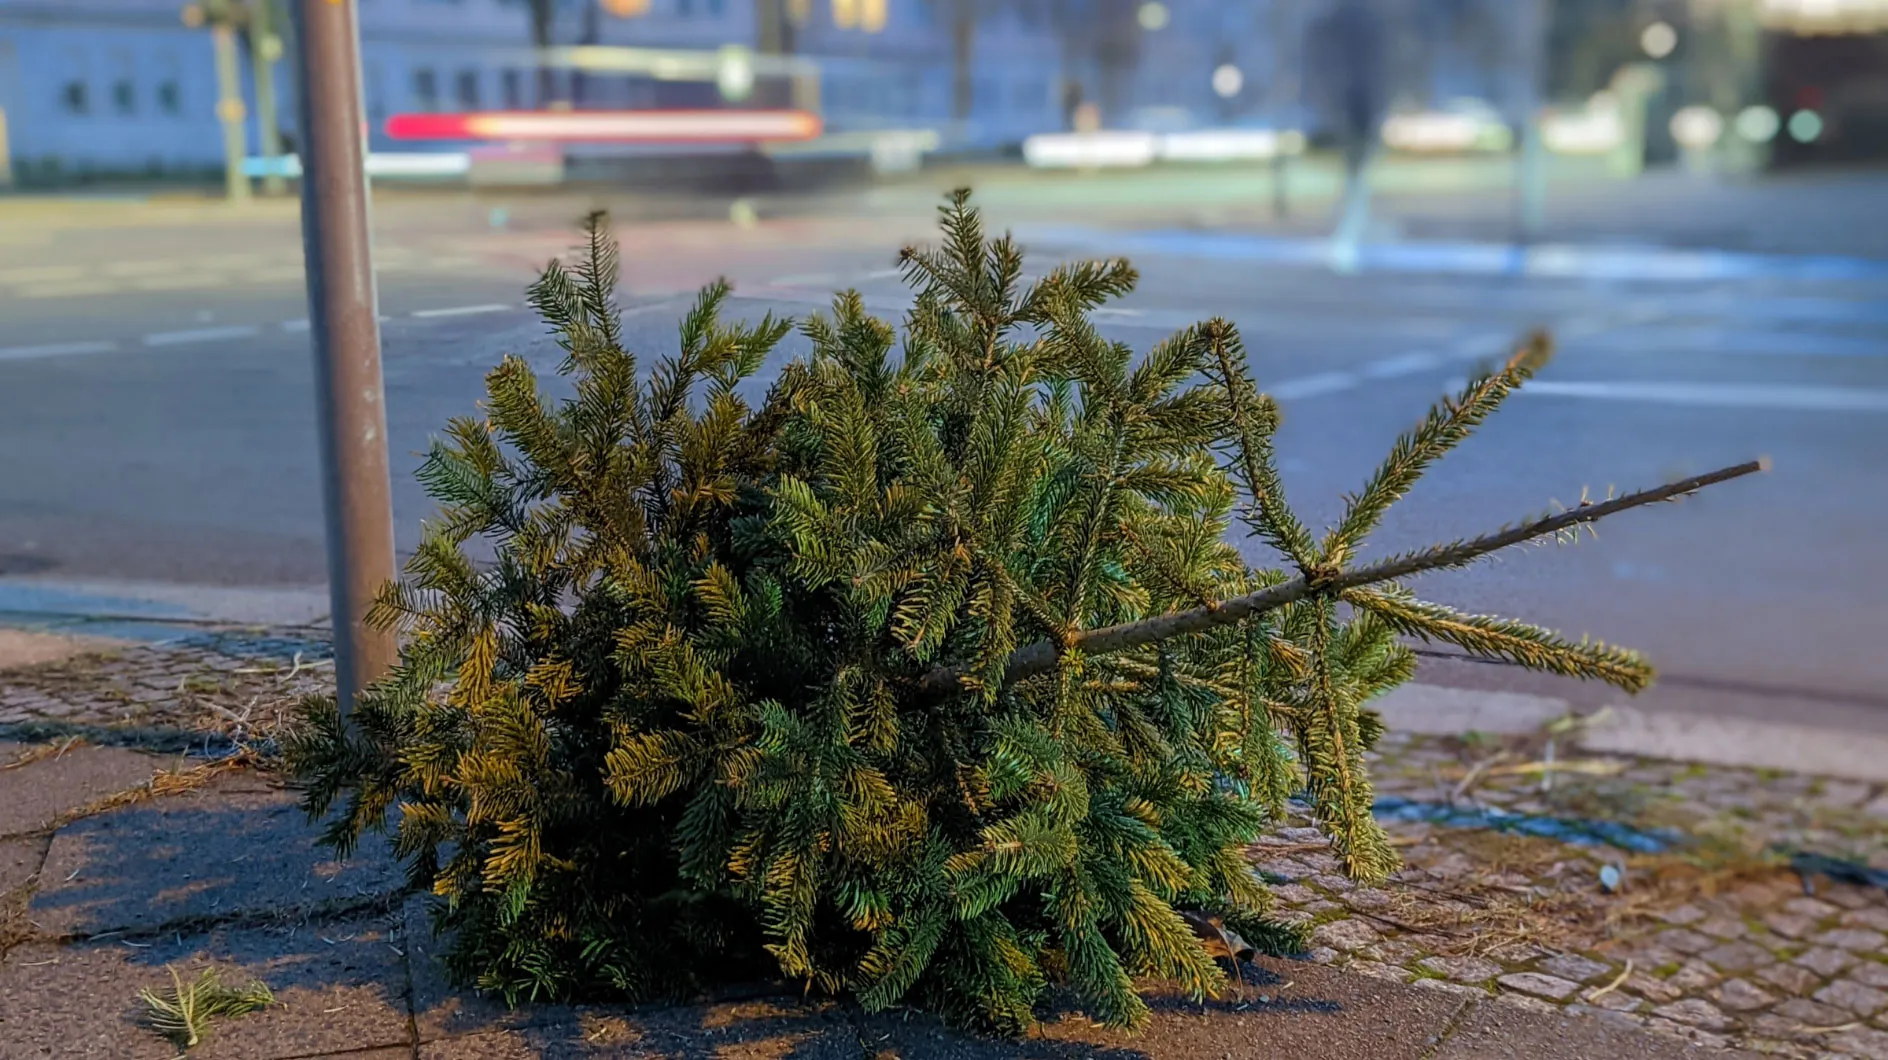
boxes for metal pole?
[250,0,287,195]
[212,22,251,201]
[290,0,397,720]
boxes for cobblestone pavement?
[0,625,333,747]
[3,627,1885,1057]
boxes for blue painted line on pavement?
[1371,795,1683,854]
[1018,225,1888,285]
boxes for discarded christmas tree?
[287,192,1761,1032]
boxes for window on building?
[112,80,135,115]
[457,69,480,109]
[62,81,88,115]
[706,0,724,14]
[502,68,524,109]
[676,0,692,15]
[413,67,438,111]
[157,80,181,115]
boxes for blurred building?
[5,0,1772,185]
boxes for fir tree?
[287,192,1761,1032]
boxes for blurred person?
[1304,0,1386,272]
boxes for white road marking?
[16,280,123,299]
[411,303,509,319]
[0,265,88,284]
[1268,371,1358,400]
[0,340,120,362]
[1519,380,1888,412]
[142,325,260,347]
[104,260,185,277]
[1361,351,1442,378]
[130,275,220,292]
[766,272,837,288]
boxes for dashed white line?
[142,325,261,347]
[411,303,510,319]
[0,340,120,362]
[1361,351,1442,378]
[767,272,838,288]
[1519,380,1888,412]
[1269,371,1358,400]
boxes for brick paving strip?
[5,626,1884,1058]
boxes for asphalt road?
[2,170,1886,735]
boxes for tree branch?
[918,459,1767,696]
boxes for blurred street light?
[1136,3,1169,31]
[1735,104,1780,142]
[1671,105,1724,150]
[1211,64,1243,99]
[1640,21,1677,59]
[718,44,756,101]
[600,0,650,14]
[1788,109,1824,142]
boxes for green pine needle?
[138,965,273,1050]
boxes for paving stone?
[1342,887,1393,910]
[1817,928,1888,952]
[29,772,400,938]
[1776,997,1853,1026]
[1419,955,1502,983]
[1537,953,1611,984]
[1825,886,1878,911]
[1495,993,1562,1016]
[1365,937,1427,965]
[1798,947,1859,977]
[1347,958,1413,983]
[420,999,862,1060]
[1818,980,1888,1016]
[1497,972,1581,1000]
[1668,961,1723,993]
[1654,928,1716,955]
[1786,897,1843,919]
[1,835,44,895]
[1704,940,1778,974]
[1270,883,1318,904]
[1657,904,1707,926]
[1304,946,1340,965]
[1309,873,1356,893]
[1831,1027,1888,1060]
[1433,996,1771,1060]
[1411,976,1492,999]
[1581,988,1646,1014]
[1714,978,1778,1012]
[904,957,1469,1060]
[1651,998,1734,1031]
[0,913,409,1059]
[1624,972,1684,1005]
[0,745,176,839]
[1853,963,1888,990]
[1846,909,1888,933]
[1310,918,1379,953]
[1698,915,1750,940]
[1759,962,1825,996]
[1766,911,1822,939]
